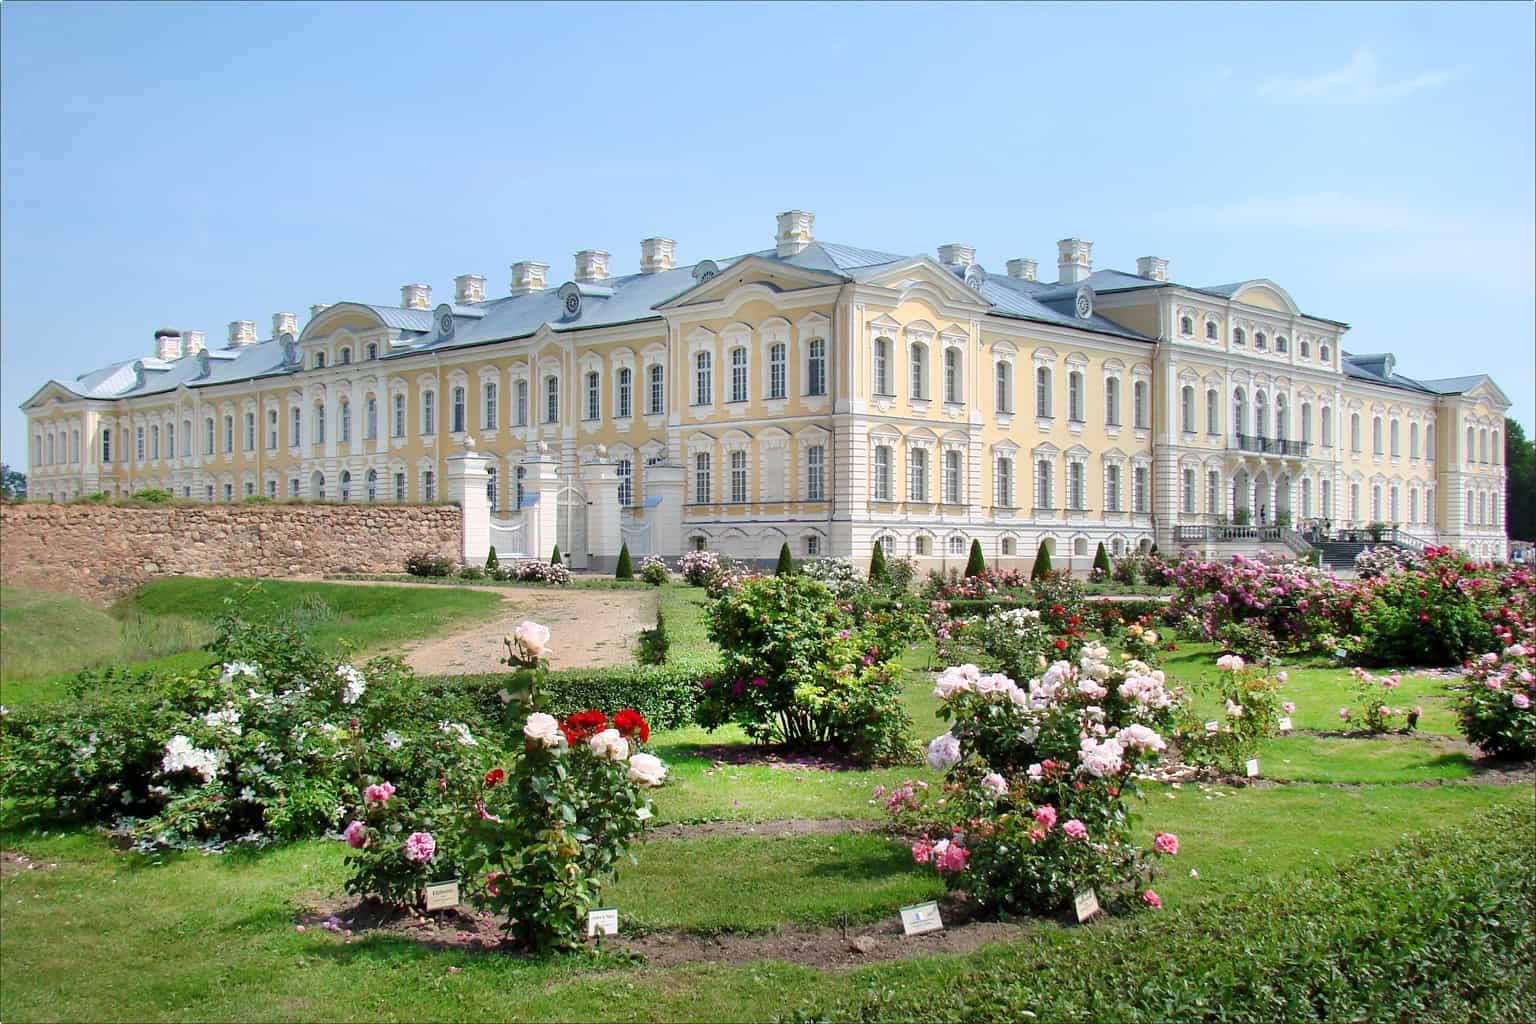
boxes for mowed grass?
[0,579,503,704]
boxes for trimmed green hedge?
[807,802,1536,1023]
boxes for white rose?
[925,732,961,771]
[588,728,629,761]
[523,712,561,748]
[513,620,552,660]
[627,752,668,786]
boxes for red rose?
[560,710,609,745]
[613,708,650,743]
[1054,638,1068,650]
[485,768,506,788]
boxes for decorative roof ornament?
[558,282,582,320]
[1074,285,1094,320]
[462,434,477,451]
[692,259,719,283]
[435,303,455,341]
[964,264,988,292]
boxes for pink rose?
[343,820,369,849]
[1282,702,1297,715]
[1513,693,1532,710]
[1033,804,1058,830]
[364,781,395,805]
[911,840,933,865]
[513,620,552,661]
[1153,831,1179,856]
[403,831,436,863]
[980,773,1008,799]
[1063,819,1088,841]
[1338,707,1351,721]
[1142,889,1163,910]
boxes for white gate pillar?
[645,459,686,557]
[445,439,491,566]
[521,444,561,564]
[581,456,622,572]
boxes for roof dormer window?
[1179,315,1193,336]
[314,352,327,369]
[1255,332,1268,351]
[1233,328,1246,347]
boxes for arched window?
[1180,385,1195,433]
[872,338,891,396]
[1275,394,1288,441]
[585,371,601,420]
[1300,338,1310,358]
[1254,391,1268,438]
[1132,380,1148,429]
[1301,402,1313,443]
[1479,427,1489,463]
[994,360,1011,413]
[1255,331,1268,351]
[617,367,633,417]
[1372,416,1383,455]
[1351,413,1362,453]
[766,345,785,400]
[1320,344,1331,362]
[366,469,378,503]
[729,347,748,403]
[694,351,712,405]
[339,346,351,365]
[1466,425,1476,463]
[647,364,664,414]
[1036,367,1053,418]
[1068,371,1084,422]
[314,352,327,369]
[910,343,928,400]
[1233,388,1247,437]
[1206,388,1219,435]
[1205,320,1218,340]
[944,348,962,404]
[1409,422,1419,460]
[1105,377,1121,427]
[1493,429,1502,464]
[365,343,378,361]
[1276,335,1289,353]
[340,471,352,502]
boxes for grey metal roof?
[1414,375,1486,396]
[47,335,299,402]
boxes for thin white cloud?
[1259,49,1450,104]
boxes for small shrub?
[458,566,486,581]
[404,551,454,578]
[129,488,174,503]
[1030,541,1052,580]
[775,542,795,576]
[638,555,669,585]
[882,555,919,595]
[1180,655,1286,774]
[1455,641,1536,758]
[869,542,888,582]
[513,560,571,585]
[1112,553,1143,586]
[550,544,562,566]
[241,495,274,505]
[677,550,720,587]
[485,546,499,571]
[800,557,862,599]
[1092,542,1112,577]
[964,539,986,578]
[614,543,634,580]
[1345,666,1410,733]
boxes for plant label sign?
[1246,758,1261,778]
[586,908,619,937]
[1074,888,1101,923]
[1278,716,1293,732]
[1204,720,1220,734]
[900,900,944,936]
[423,880,459,911]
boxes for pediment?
[859,257,992,310]
[1228,280,1299,316]
[656,256,845,310]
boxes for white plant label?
[423,880,459,911]
[1204,721,1220,734]
[1245,758,1261,778]
[1074,888,1101,923]
[586,908,619,937]
[900,900,944,935]
[1278,716,1293,732]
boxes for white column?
[445,443,491,566]
[521,447,561,563]
[646,460,686,557]
[581,457,622,572]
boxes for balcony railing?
[1231,434,1311,457]
[1175,524,1285,544]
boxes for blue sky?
[2,1,1532,471]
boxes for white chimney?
[309,303,331,320]
[154,329,182,361]
[1136,256,1169,282]
[401,283,431,310]
[1006,258,1038,282]
[183,330,205,355]
[272,311,298,337]
[228,320,258,346]
[640,237,676,274]
[775,209,814,257]
[510,260,549,296]
[937,243,976,267]
[574,250,610,283]
[1057,238,1093,284]
[454,273,486,304]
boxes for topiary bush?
[869,542,888,583]
[775,542,795,576]
[1092,542,1112,581]
[549,544,562,566]
[1030,541,1053,580]
[485,546,499,571]
[614,543,634,580]
[964,539,986,578]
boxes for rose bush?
[1179,655,1287,774]
[677,549,721,587]
[1455,641,1536,758]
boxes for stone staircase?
[1317,540,1370,572]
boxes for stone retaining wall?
[0,503,462,602]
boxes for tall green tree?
[0,464,26,501]
[1506,417,1535,542]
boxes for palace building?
[21,210,1512,567]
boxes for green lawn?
[0,579,503,704]
[3,587,1532,1022]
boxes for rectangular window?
[135,426,145,462]
[911,345,927,400]
[1207,470,1220,517]
[423,390,436,435]
[1068,462,1084,510]
[1181,388,1195,433]
[944,348,962,404]
[647,365,664,414]
[244,412,255,452]
[617,368,632,418]
[994,457,1013,507]
[1133,466,1149,513]
[1105,377,1120,426]
[267,479,277,499]
[944,450,963,504]
[804,535,820,557]
[515,466,526,507]
[315,405,326,445]
[730,348,748,403]
[1068,372,1084,422]
[423,471,435,502]
[585,371,601,420]
[873,446,892,501]
[452,387,466,433]
[515,380,529,426]
[994,361,1010,413]
[290,478,300,498]
[768,344,786,400]
[545,376,559,423]
[1106,464,1121,512]
[806,339,826,396]
[339,402,351,443]
[1036,368,1052,418]
[908,448,928,503]
[694,352,712,406]
[393,394,406,438]
[873,339,890,396]
[394,472,406,501]
[694,452,712,503]
[222,415,234,454]
[484,382,498,429]
[223,483,233,502]
[365,398,378,440]
[267,410,278,450]
[1035,460,1052,509]
[1207,389,1220,435]
[289,408,300,448]
[1182,468,1196,513]
[1133,381,1148,429]
[730,450,748,503]
[615,459,632,507]
[805,445,825,501]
